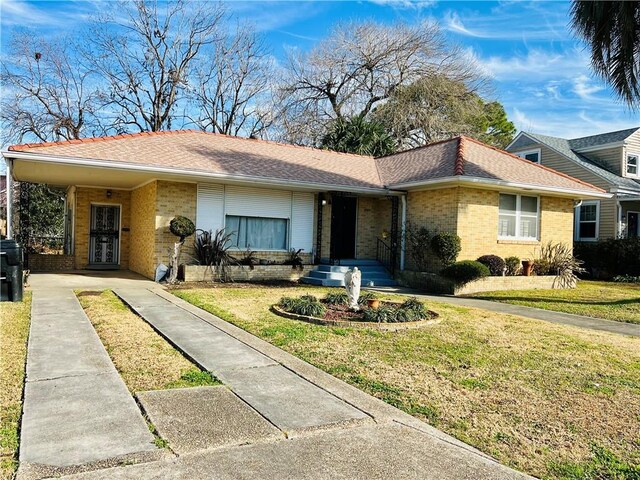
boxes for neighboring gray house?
[506,127,640,241]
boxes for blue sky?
[1,0,639,139]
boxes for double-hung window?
[226,215,288,250]
[575,201,599,241]
[626,154,638,177]
[498,194,539,240]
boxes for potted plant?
[521,259,534,276]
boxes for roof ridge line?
[463,136,607,193]
[454,136,465,175]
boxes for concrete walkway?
[111,286,530,479]
[369,287,640,337]
[20,272,532,479]
[18,288,159,479]
[114,288,369,434]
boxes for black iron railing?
[376,237,395,275]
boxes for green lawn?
[0,293,32,480]
[173,285,640,480]
[472,281,640,324]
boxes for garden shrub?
[280,295,325,317]
[505,256,521,276]
[324,291,349,305]
[535,242,585,287]
[405,223,432,271]
[279,296,301,311]
[362,306,397,323]
[612,275,640,283]
[575,237,640,279]
[476,255,506,276]
[358,291,378,305]
[441,260,490,285]
[400,297,429,318]
[431,232,461,267]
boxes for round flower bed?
[272,292,439,331]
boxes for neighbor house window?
[626,154,638,176]
[575,201,599,241]
[498,194,539,240]
[515,149,541,163]
[226,215,288,250]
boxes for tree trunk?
[168,240,184,284]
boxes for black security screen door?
[89,205,120,265]
[330,196,357,260]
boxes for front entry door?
[89,205,120,266]
[330,196,357,260]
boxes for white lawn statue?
[344,267,362,310]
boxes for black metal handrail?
[376,237,394,274]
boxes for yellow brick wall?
[405,188,459,270]
[356,197,394,259]
[74,188,131,269]
[129,181,157,279]
[154,181,197,269]
[456,188,574,261]
[405,187,575,270]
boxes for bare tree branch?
[1,33,100,143]
[84,0,225,132]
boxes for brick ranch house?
[2,130,608,282]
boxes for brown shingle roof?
[9,130,382,190]
[376,136,606,193]
[8,130,605,194]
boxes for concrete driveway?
[21,271,533,479]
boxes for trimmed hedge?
[476,255,506,276]
[441,260,490,285]
[575,238,640,279]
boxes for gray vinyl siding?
[511,142,617,240]
[509,134,537,151]
[579,146,623,175]
[624,131,640,179]
[597,197,618,239]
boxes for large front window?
[498,194,539,240]
[575,201,599,241]
[226,215,288,250]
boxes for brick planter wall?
[181,264,314,282]
[397,270,567,295]
[28,254,75,272]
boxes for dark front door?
[330,196,357,260]
[89,205,120,266]
[629,212,639,238]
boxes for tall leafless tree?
[188,22,275,138]
[1,33,100,143]
[85,0,225,132]
[279,20,484,144]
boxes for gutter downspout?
[400,194,407,271]
[5,157,12,239]
[616,196,623,238]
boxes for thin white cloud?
[367,0,437,10]
[572,74,605,100]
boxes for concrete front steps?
[300,260,397,287]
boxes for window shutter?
[290,192,314,252]
[196,184,224,233]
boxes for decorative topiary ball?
[169,216,196,241]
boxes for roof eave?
[389,176,611,199]
[3,150,396,196]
